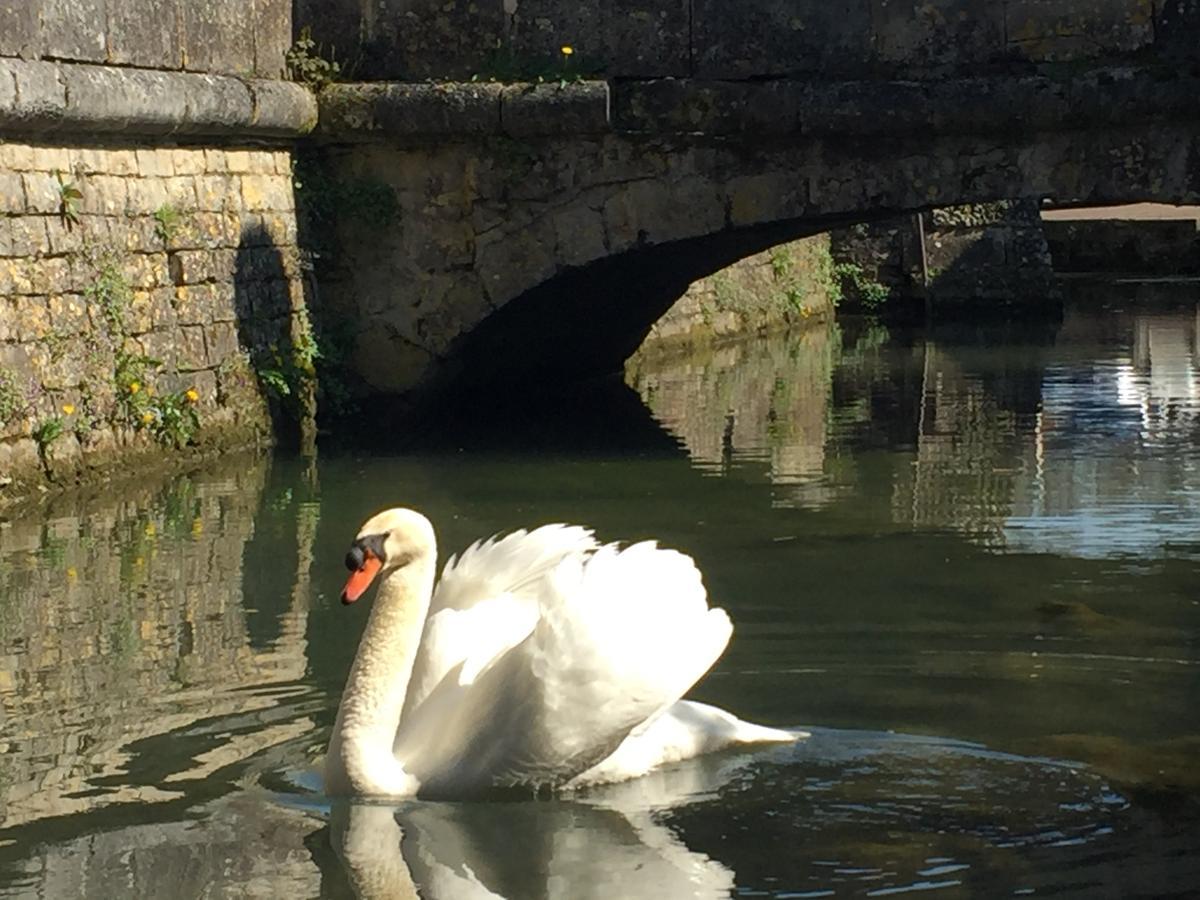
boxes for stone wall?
[297,0,1199,81]
[0,139,310,496]
[1044,218,1200,275]
[829,201,1059,312]
[634,233,837,355]
[1,0,291,78]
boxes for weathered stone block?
[248,80,318,135]
[126,177,169,215]
[357,0,507,81]
[553,204,607,267]
[727,173,808,227]
[171,249,235,284]
[0,171,24,214]
[80,174,128,216]
[1006,0,1155,61]
[48,293,90,333]
[239,175,293,212]
[693,0,874,78]
[179,76,256,133]
[476,220,558,307]
[21,172,60,214]
[14,297,51,338]
[7,216,48,256]
[205,321,238,363]
[501,82,610,137]
[40,0,109,63]
[181,0,254,74]
[194,174,237,212]
[253,0,291,78]
[171,150,206,177]
[872,0,1006,71]
[614,80,802,135]
[107,0,182,68]
[319,83,504,137]
[0,142,36,171]
[174,283,220,325]
[0,0,38,57]
[137,329,179,370]
[2,59,67,129]
[509,0,689,77]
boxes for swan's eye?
[345,545,365,571]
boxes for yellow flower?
[185,388,200,403]
[129,382,140,394]
[141,411,154,424]
[62,403,75,415]
[561,45,574,56]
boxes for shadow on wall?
[232,224,316,452]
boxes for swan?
[325,508,801,798]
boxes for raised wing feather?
[395,539,733,795]
[402,525,598,720]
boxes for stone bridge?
[308,19,1200,401]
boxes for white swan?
[325,508,800,798]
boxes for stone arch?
[315,122,1200,402]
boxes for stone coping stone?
[611,66,1200,137]
[317,81,610,139]
[0,59,317,138]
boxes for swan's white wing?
[402,525,599,719]
[395,540,734,795]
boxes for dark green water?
[1,296,1198,898]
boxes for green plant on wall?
[112,345,203,449]
[31,416,64,453]
[833,261,891,310]
[0,368,30,428]
[153,203,185,244]
[287,25,342,89]
[84,251,132,337]
[292,155,399,234]
[54,169,83,229]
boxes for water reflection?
[631,301,1200,560]
[0,455,315,830]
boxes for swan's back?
[393,527,737,795]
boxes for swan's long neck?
[328,554,436,796]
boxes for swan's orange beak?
[342,555,382,605]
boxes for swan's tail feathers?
[730,720,807,743]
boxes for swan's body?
[325,508,799,798]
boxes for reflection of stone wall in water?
[890,345,1025,543]
[15,794,323,897]
[629,327,836,502]
[0,452,309,829]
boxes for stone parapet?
[315,66,1198,142]
[317,81,610,140]
[612,67,1200,137]
[0,60,317,140]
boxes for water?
[1,291,1199,898]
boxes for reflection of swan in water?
[330,753,752,899]
[327,509,798,799]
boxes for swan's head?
[341,508,436,605]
